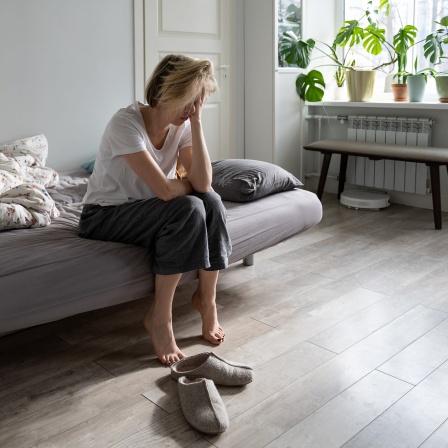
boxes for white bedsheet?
[0,135,60,230]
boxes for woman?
[79,54,232,366]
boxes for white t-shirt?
[83,101,192,205]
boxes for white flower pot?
[334,86,346,101]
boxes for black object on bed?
[0,163,322,334]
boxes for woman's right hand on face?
[190,88,205,122]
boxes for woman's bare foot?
[192,291,225,345]
[143,304,185,365]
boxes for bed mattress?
[0,171,322,333]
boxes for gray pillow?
[211,159,303,202]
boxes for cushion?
[211,159,303,202]
[81,158,95,173]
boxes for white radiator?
[346,116,434,195]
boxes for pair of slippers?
[170,352,255,434]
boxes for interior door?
[136,0,233,161]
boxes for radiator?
[346,116,434,195]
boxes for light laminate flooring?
[2,193,448,448]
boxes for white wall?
[235,0,245,159]
[0,0,134,172]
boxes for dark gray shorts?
[79,190,232,275]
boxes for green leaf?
[365,10,378,29]
[285,4,300,24]
[279,32,315,68]
[424,33,442,64]
[363,26,386,55]
[393,25,417,54]
[365,0,381,28]
[396,53,407,73]
[334,20,364,47]
[295,70,325,102]
[435,16,448,27]
[379,0,390,15]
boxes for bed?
[0,138,322,334]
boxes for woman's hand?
[190,88,205,123]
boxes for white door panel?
[161,0,219,35]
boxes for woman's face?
[164,102,194,126]
[176,101,196,124]
[169,91,201,126]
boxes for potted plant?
[333,65,346,100]
[423,15,448,102]
[279,0,419,103]
[389,24,418,101]
[279,32,339,102]
[395,57,437,102]
[279,0,387,102]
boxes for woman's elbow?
[196,186,212,194]
[191,180,212,194]
[157,185,178,201]
[159,192,176,202]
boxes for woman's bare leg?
[143,273,186,365]
[191,269,224,345]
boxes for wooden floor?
[2,193,448,448]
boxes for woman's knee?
[174,192,226,228]
[195,190,226,214]
[175,195,207,223]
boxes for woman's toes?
[214,333,224,343]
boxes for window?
[345,0,448,74]
[278,0,302,67]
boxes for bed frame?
[0,170,322,334]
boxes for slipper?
[171,352,254,386]
[178,376,229,434]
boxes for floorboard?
[2,193,448,447]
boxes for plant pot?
[435,76,448,103]
[406,75,426,102]
[334,86,346,101]
[391,83,408,102]
[346,69,376,102]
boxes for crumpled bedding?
[0,135,60,230]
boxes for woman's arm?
[123,151,192,201]
[178,90,212,193]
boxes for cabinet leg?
[429,164,442,230]
[317,153,332,201]
[338,154,348,199]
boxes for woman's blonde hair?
[145,54,218,116]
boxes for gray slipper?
[171,352,254,386]
[178,376,229,434]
